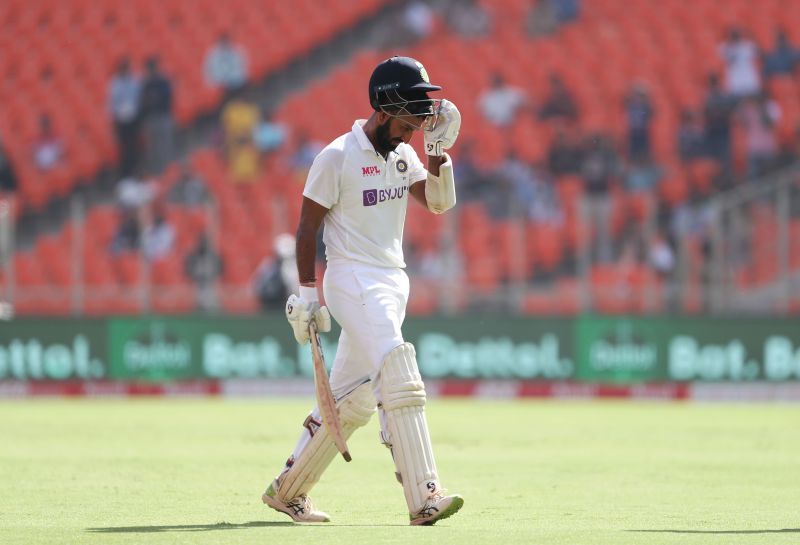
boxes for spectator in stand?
[139,56,175,173]
[703,73,736,170]
[528,170,564,226]
[526,0,558,37]
[168,160,210,206]
[736,91,781,178]
[671,190,714,256]
[777,123,800,167]
[478,73,528,128]
[141,206,176,262]
[378,1,435,48]
[109,209,141,254]
[448,0,490,37]
[112,166,157,255]
[580,133,620,262]
[538,73,578,123]
[452,139,489,202]
[647,230,675,280]
[32,114,64,172]
[496,150,538,217]
[252,108,288,155]
[676,109,705,162]
[204,32,249,100]
[762,28,799,78]
[407,244,449,282]
[552,0,581,24]
[290,132,324,175]
[116,168,157,211]
[482,160,517,219]
[623,154,662,193]
[623,82,654,161]
[252,233,299,312]
[719,27,761,99]
[184,233,224,311]
[0,139,17,192]
[548,127,583,176]
[221,89,261,182]
[108,57,141,178]
[403,1,435,40]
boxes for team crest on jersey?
[396,159,408,173]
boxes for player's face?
[376,114,426,154]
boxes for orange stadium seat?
[554,277,582,315]
[590,264,631,314]
[658,175,689,208]
[495,221,528,282]
[1,0,390,212]
[114,252,142,286]
[527,223,564,274]
[8,0,800,316]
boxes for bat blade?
[309,321,351,462]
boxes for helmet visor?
[377,89,443,131]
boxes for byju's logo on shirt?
[361,166,381,177]
[363,186,408,207]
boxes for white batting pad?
[379,343,441,512]
[275,382,375,500]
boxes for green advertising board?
[576,316,800,382]
[108,316,327,381]
[2,315,798,383]
[106,315,575,381]
[407,317,574,380]
[0,319,108,380]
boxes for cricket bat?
[308,320,351,462]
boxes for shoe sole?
[262,493,331,523]
[262,492,297,521]
[411,496,465,526]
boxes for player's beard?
[374,119,402,156]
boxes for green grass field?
[1,398,798,545]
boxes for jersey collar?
[352,120,376,153]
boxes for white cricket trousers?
[323,260,409,400]
[276,260,410,495]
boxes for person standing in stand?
[139,56,174,173]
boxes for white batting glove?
[424,99,461,157]
[285,286,331,345]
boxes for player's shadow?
[630,529,800,535]
[86,521,292,533]
[87,520,408,532]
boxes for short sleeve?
[302,148,341,209]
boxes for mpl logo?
[362,165,381,176]
[363,186,408,207]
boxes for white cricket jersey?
[303,119,427,268]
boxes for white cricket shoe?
[410,493,464,526]
[261,482,330,523]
